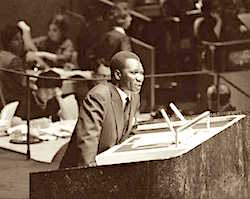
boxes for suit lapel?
[108,83,124,142]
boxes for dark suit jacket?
[59,81,140,168]
[89,29,132,69]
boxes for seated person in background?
[70,65,112,108]
[87,2,132,73]
[93,63,111,84]
[59,51,144,168]
[16,70,68,121]
[33,14,78,69]
[207,84,236,113]
[0,23,44,108]
[196,0,249,42]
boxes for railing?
[201,39,250,72]
[199,40,250,110]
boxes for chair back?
[193,17,204,38]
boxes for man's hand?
[240,25,248,33]
[17,21,31,32]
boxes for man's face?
[9,32,24,56]
[119,58,144,94]
[210,1,223,15]
[48,24,62,42]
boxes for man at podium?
[60,51,144,168]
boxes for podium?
[30,113,250,199]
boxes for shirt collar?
[114,26,126,35]
[115,87,131,110]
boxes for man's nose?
[136,73,144,82]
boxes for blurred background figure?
[0,24,26,109]
[15,70,66,121]
[86,2,133,76]
[33,14,78,69]
[207,83,236,113]
[196,0,250,42]
[0,23,45,108]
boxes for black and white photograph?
[1,0,250,198]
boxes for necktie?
[123,97,130,135]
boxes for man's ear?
[114,69,121,80]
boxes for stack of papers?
[132,133,175,149]
[7,119,77,141]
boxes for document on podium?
[96,114,245,166]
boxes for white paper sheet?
[0,101,19,121]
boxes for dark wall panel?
[0,0,71,47]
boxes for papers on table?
[0,101,19,120]
[0,136,69,163]
[0,101,19,131]
[0,119,77,162]
[7,119,77,140]
[132,133,175,149]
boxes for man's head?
[1,25,24,56]
[110,51,144,95]
[202,0,223,16]
[48,14,69,42]
[35,70,62,103]
[109,2,132,29]
[207,84,231,112]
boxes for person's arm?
[32,51,58,62]
[53,88,66,120]
[32,36,62,64]
[33,40,76,66]
[25,51,50,69]
[16,22,50,69]
[17,21,38,51]
[75,93,106,167]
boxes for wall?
[0,0,73,47]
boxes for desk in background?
[0,119,77,163]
